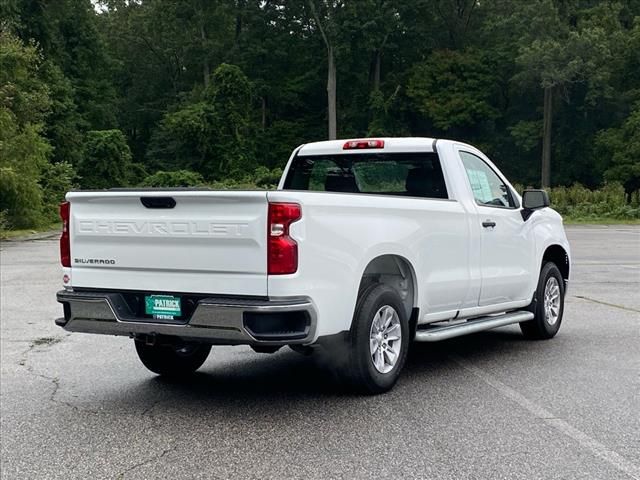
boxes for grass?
[0,223,61,240]
[562,218,640,225]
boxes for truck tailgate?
[67,190,268,296]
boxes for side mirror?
[521,189,550,220]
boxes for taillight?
[60,201,70,267]
[343,139,384,150]
[268,202,301,275]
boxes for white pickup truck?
[56,137,571,393]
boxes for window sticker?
[466,168,492,203]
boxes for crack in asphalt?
[140,398,169,420]
[114,447,175,479]
[574,295,640,313]
[17,338,102,415]
[16,337,172,420]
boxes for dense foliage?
[1,0,639,229]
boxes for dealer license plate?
[145,295,182,320]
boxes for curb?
[1,230,60,242]
[564,224,640,229]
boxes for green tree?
[408,49,499,133]
[231,1,325,165]
[0,116,51,228]
[40,61,84,165]
[596,104,640,202]
[10,0,118,130]
[512,0,615,187]
[78,129,136,188]
[98,0,234,162]
[40,160,77,222]
[206,64,255,175]
[367,87,406,136]
[3,0,640,203]
[148,64,255,180]
[0,29,51,228]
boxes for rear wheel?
[342,284,409,394]
[520,262,565,339]
[134,339,211,377]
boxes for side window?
[459,151,515,208]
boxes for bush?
[139,167,282,190]
[208,178,260,190]
[252,166,282,188]
[0,210,9,233]
[0,109,51,228]
[209,167,282,190]
[78,130,136,189]
[515,182,640,221]
[0,164,45,229]
[140,170,205,188]
[548,183,639,220]
[40,161,77,223]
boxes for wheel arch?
[541,244,570,282]
[357,254,418,324]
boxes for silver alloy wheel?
[543,277,561,326]
[369,305,402,374]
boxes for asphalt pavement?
[1,226,639,479]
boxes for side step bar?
[414,310,534,342]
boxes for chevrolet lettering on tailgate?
[77,220,250,237]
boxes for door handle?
[482,220,496,228]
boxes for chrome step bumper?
[56,290,317,346]
[414,310,534,342]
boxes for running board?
[414,310,534,342]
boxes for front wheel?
[342,284,410,394]
[520,262,565,339]
[134,339,211,377]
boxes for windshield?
[283,152,448,199]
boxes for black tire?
[134,339,211,377]
[342,284,410,394]
[520,262,565,340]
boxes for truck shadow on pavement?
[103,328,538,415]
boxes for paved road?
[1,226,639,479]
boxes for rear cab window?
[283,152,449,199]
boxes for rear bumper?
[56,290,317,346]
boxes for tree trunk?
[372,49,381,91]
[307,0,336,140]
[235,2,243,45]
[200,23,210,87]
[541,86,553,188]
[327,45,337,140]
